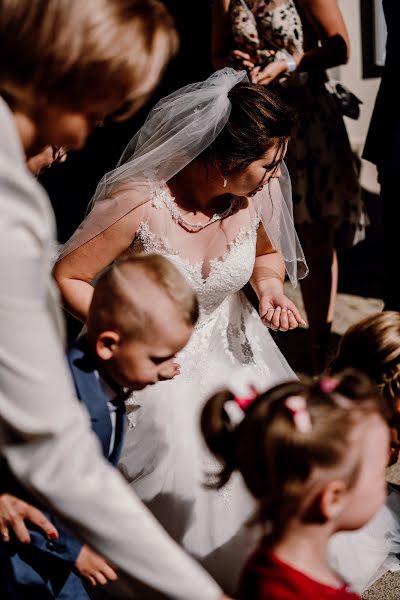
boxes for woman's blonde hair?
[330,311,400,412]
[201,369,385,540]
[0,0,178,116]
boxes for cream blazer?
[0,97,220,600]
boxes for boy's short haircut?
[0,0,177,117]
[88,254,199,339]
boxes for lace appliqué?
[154,182,241,231]
[150,182,169,209]
[227,314,255,365]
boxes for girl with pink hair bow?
[201,369,389,600]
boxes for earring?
[223,175,228,188]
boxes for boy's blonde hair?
[202,369,386,541]
[87,254,198,340]
[0,0,177,116]
[330,311,400,412]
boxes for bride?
[54,68,308,594]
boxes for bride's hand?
[260,292,306,331]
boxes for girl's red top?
[239,543,360,600]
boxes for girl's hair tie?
[234,385,259,410]
[224,385,259,426]
[320,377,338,394]
[285,395,312,433]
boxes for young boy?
[5,253,198,599]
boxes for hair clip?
[320,377,338,394]
[234,385,259,411]
[224,386,259,426]
[224,400,246,426]
[285,395,312,434]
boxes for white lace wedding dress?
[118,182,296,594]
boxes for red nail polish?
[49,531,58,540]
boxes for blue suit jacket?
[66,336,126,468]
[1,336,126,567]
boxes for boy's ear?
[96,331,120,361]
[319,480,348,521]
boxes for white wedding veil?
[59,68,308,285]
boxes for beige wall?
[332,0,382,192]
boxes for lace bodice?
[127,183,261,322]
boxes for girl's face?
[337,414,390,532]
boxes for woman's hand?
[250,60,288,85]
[75,544,118,586]
[260,291,306,331]
[0,493,58,544]
[228,49,256,70]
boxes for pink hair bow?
[285,396,312,434]
[320,377,338,394]
[224,386,259,426]
[234,385,259,410]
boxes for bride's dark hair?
[200,81,293,174]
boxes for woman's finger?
[24,505,58,540]
[249,67,260,83]
[261,306,274,324]
[10,517,31,544]
[255,74,273,85]
[95,572,108,586]
[1,527,10,543]
[231,50,251,60]
[230,50,254,69]
[101,563,118,582]
[287,302,306,326]
[287,310,299,330]
[270,306,281,330]
[278,308,289,331]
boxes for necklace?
[162,188,239,231]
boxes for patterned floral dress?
[229,0,366,247]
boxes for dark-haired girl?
[202,369,389,599]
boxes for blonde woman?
[0,2,228,599]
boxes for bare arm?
[296,0,350,70]
[245,0,349,85]
[54,207,144,322]
[251,226,305,331]
[251,225,285,299]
